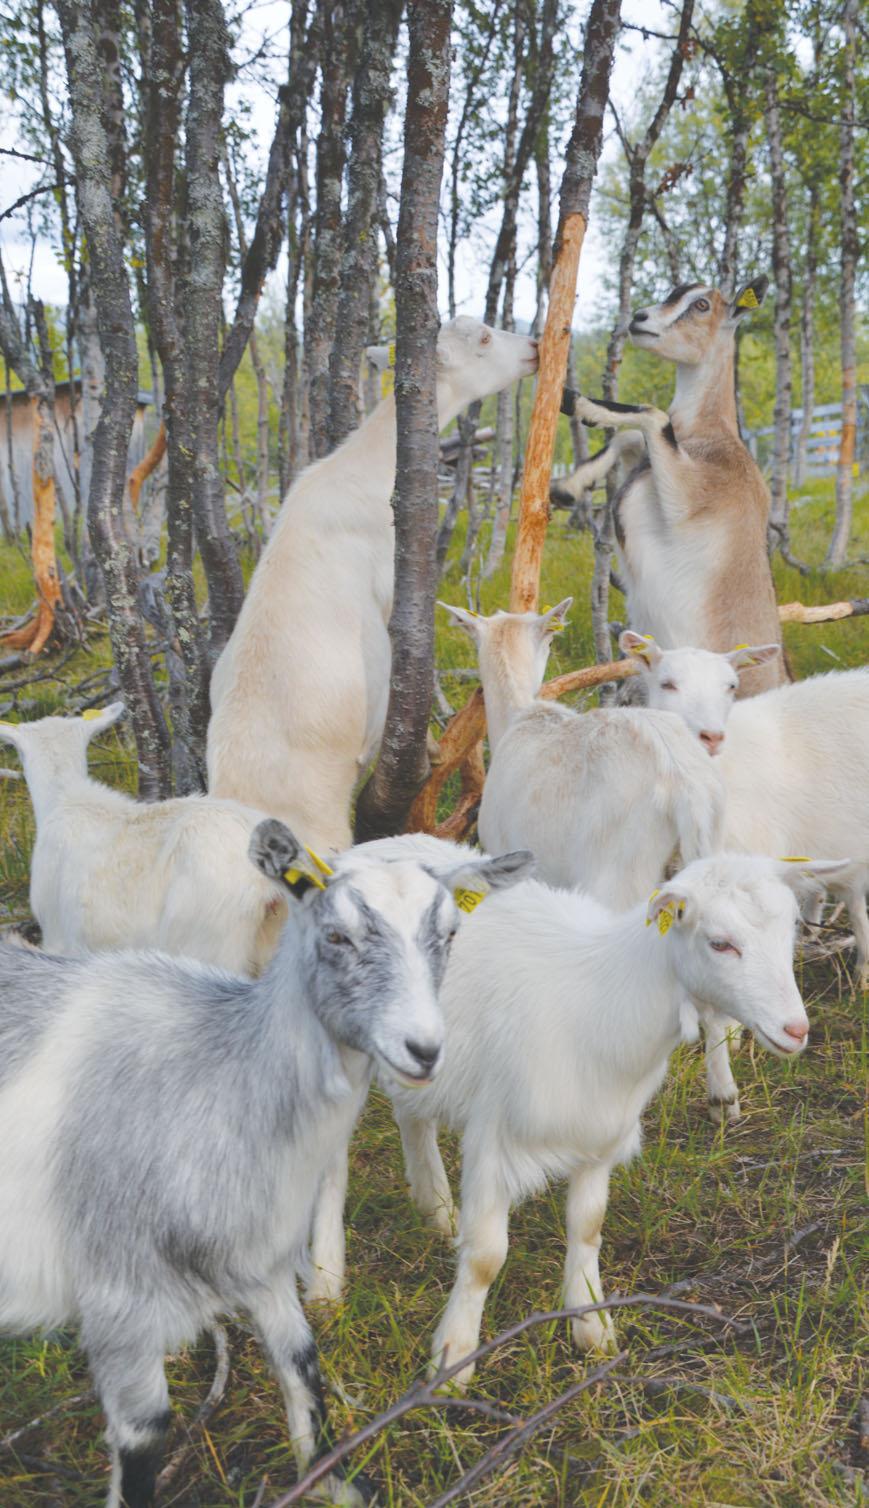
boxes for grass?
[0,482,867,1505]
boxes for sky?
[0,1,677,337]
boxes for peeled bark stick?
[127,421,167,512]
[509,0,621,613]
[778,598,869,624]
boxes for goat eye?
[728,683,737,693]
[326,931,353,948]
[660,680,677,692]
[694,297,710,312]
[709,938,738,955]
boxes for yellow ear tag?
[454,886,486,914]
[780,856,812,864]
[304,846,334,878]
[283,867,327,892]
[387,340,396,369]
[645,887,661,926]
[82,709,103,721]
[736,287,760,309]
[657,905,675,936]
[541,605,566,631]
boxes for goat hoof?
[570,1311,617,1355]
[707,1095,741,1127]
[426,1203,457,1239]
[428,1335,476,1392]
[305,1270,344,1305]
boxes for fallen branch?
[267,1292,733,1507]
[0,1392,95,1453]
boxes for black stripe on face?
[662,282,702,307]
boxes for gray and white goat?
[0,819,507,1508]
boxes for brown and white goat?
[552,278,786,697]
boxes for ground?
[0,483,867,1506]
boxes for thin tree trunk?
[58,0,171,796]
[510,0,622,614]
[183,0,244,656]
[354,0,453,841]
[446,0,506,320]
[141,0,209,790]
[793,184,819,489]
[222,146,272,539]
[713,4,762,297]
[306,1,360,459]
[484,254,518,578]
[764,67,793,553]
[328,0,402,449]
[826,0,858,568]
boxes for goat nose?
[405,1038,441,1072]
[784,1019,809,1043]
[700,730,724,755]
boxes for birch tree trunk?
[510,0,622,614]
[484,252,518,578]
[306,1,360,459]
[183,0,244,656]
[793,184,818,489]
[354,0,453,841]
[328,0,402,450]
[764,66,793,553]
[826,0,858,568]
[58,0,171,797]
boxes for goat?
[208,316,538,852]
[0,705,285,975]
[440,602,724,905]
[550,277,786,696]
[623,630,869,989]
[361,837,842,1386]
[0,818,511,1508]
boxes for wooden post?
[509,0,622,612]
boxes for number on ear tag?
[657,907,675,936]
[737,287,759,309]
[454,887,486,914]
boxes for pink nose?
[700,730,725,755]
[784,1020,809,1043]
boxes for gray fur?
[0,818,455,1508]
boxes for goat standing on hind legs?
[552,277,787,697]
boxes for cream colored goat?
[208,317,538,852]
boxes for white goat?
[441,602,724,906]
[208,316,538,852]
[362,836,840,1385]
[0,818,509,1508]
[440,604,754,1122]
[623,630,869,987]
[0,705,284,974]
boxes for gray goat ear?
[248,819,334,900]
[444,849,536,914]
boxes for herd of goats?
[0,276,866,1508]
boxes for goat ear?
[646,886,692,935]
[539,598,572,635]
[728,276,768,320]
[726,643,780,671]
[437,601,484,638]
[249,818,334,901]
[775,857,852,895]
[81,701,126,738]
[364,342,394,372]
[442,849,536,914]
[0,721,24,751]
[619,630,661,667]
